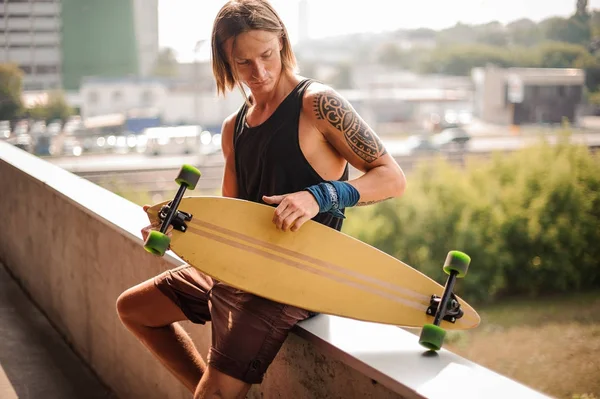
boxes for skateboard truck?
[143,164,202,256]
[158,202,192,232]
[419,251,471,351]
[425,293,464,323]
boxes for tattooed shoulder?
[312,90,387,163]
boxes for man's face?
[225,30,283,95]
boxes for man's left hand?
[262,191,319,232]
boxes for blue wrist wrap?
[305,181,360,219]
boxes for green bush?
[343,133,600,303]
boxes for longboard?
[143,165,480,350]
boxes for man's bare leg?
[116,279,206,393]
[194,367,251,399]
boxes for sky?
[158,0,600,62]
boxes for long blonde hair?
[211,0,297,98]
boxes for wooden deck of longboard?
[146,196,480,330]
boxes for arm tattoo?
[357,197,392,206]
[313,91,387,163]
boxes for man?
[116,1,406,398]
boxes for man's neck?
[250,73,299,111]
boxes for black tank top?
[233,78,349,231]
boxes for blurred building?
[0,0,62,91]
[0,0,158,93]
[80,74,244,132]
[348,65,474,133]
[132,0,159,78]
[61,0,158,91]
[472,65,585,126]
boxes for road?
[47,133,600,174]
[43,133,600,200]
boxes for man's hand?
[141,205,173,242]
[262,191,319,232]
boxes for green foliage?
[535,41,596,68]
[377,44,427,71]
[343,133,600,303]
[591,10,600,37]
[329,62,353,89]
[393,2,599,80]
[540,16,591,46]
[419,44,513,75]
[26,91,74,123]
[416,40,599,86]
[0,63,24,120]
[474,22,509,47]
[587,90,600,105]
[576,0,590,21]
[506,19,543,47]
[377,42,406,67]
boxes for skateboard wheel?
[419,324,446,351]
[443,250,470,278]
[175,164,202,190]
[143,230,171,256]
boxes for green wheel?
[143,230,171,256]
[175,164,202,190]
[419,324,446,351]
[443,250,471,278]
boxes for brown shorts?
[154,265,312,384]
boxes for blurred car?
[0,121,10,140]
[9,132,34,152]
[386,134,439,157]
[405,134,439,155]
[61,136,83,156]
[46,121,63,136]
[431,127,471,151]
[143,125,204,156]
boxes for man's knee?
[115,280,160,327]
[116,279,188,329]
[115,287,139,326]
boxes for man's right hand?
[141,205,173,241]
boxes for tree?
[576,0,590,21]
[419,44,512,75]
[437,22,477,45]
[330,63,353,89]
[0,63,24,121]
[406,28,437,40]
[475,21,509,47]
[540,16,591,46]
[26,91,74,123]
[536,41,596,68]
[151,47,179,77]
[591,10,600,38]
[44,91,74,123]
[476,29,509,47]
[507,19,543,47]
[376,42,405,67]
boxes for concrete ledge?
[0,141,549,398]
